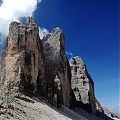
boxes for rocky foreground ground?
[0,93,119,120]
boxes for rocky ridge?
[0,17,119,120]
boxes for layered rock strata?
[42,28,72,108]
[69,56,96,114]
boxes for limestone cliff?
[42,28,72,108]
[0,17,46,100]
[69,56,96,114]
[0,17,72,110]
[69,56,119,119]
[0,17,119,120]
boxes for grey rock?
[42,27,72,108]
[69,56,96,114]
[102,107,119,118]
[0,17,119,120]
[95,98,104,113]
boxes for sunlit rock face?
[42,28,72,108]
[0,17,46,99]
[69,56,96,114]
[0,17,119,120]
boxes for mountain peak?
[0,17,119,120]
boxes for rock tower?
[69,56,96,113]
[0,17,118,120]
[42,28,72,108]
[0,17,46,99]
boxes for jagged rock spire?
[69,56,96,114]
[42,27,72,108]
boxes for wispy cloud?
[66,51,74,56]
[0,0,48,44]
[39,27,49,39]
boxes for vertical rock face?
[0,17,118,120]
[69,56,96,113]
[0,17,46,99]
[42,28,72,108]
[102,107,119,118]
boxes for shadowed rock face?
[0,17,119,120]
[0,19,72,109]
[0,17,46,99]
[102,107,119,118]
[69,56,96,114]
[42,28,72,108]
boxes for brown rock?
[0,17,118,120]
[0,17,46,99]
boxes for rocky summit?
[0,17,119,120]
[42,28,72,108]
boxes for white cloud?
[39,27,49,39]
[66,51,74,56]
[0,0,49,43]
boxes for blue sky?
[0,0,119,116]
[36,0,119,115]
